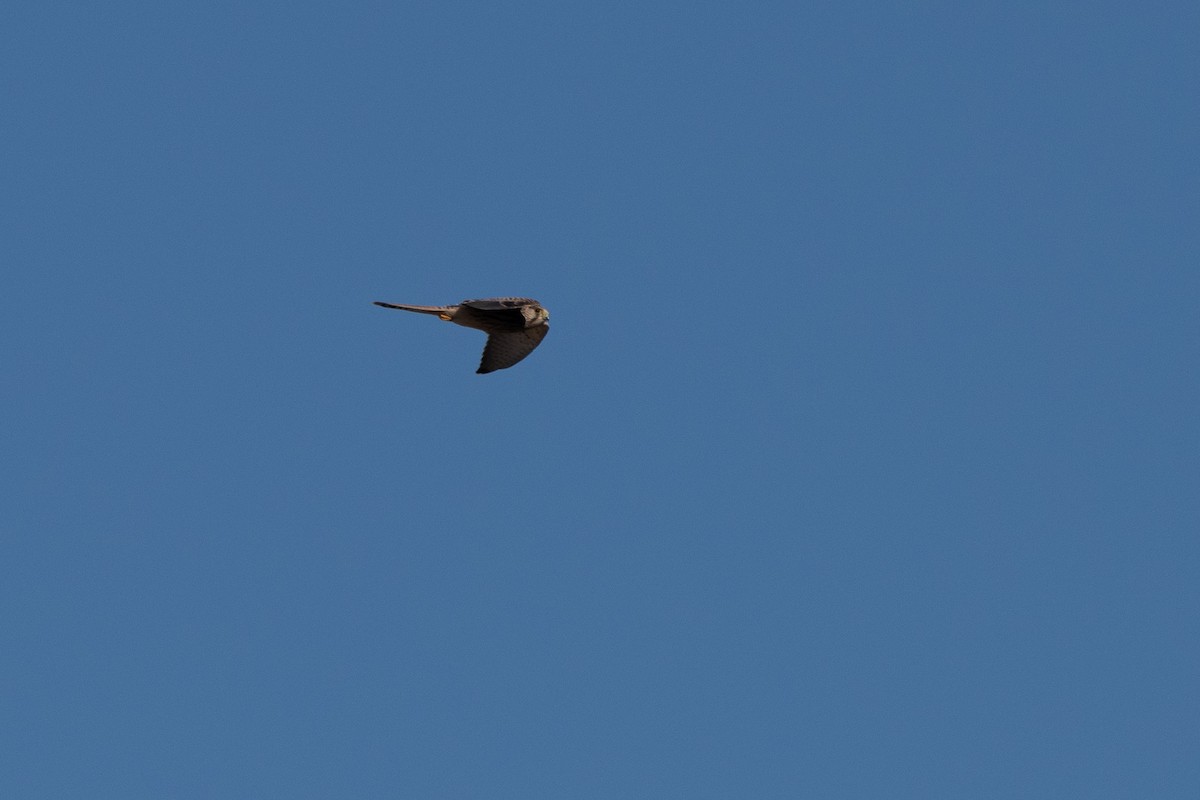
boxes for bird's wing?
[461,298,537,311]
[477,325,549,373]
[457,302,529,331]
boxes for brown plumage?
[374,297,550,374]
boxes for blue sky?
[3,2,1198,797]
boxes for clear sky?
[3,2,1198,797]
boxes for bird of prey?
[373,297,550,374]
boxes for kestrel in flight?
[374,297,550,374]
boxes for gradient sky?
[4,2,1198,797]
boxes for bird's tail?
[373,301,451,315]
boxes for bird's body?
[374,297,550,373]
